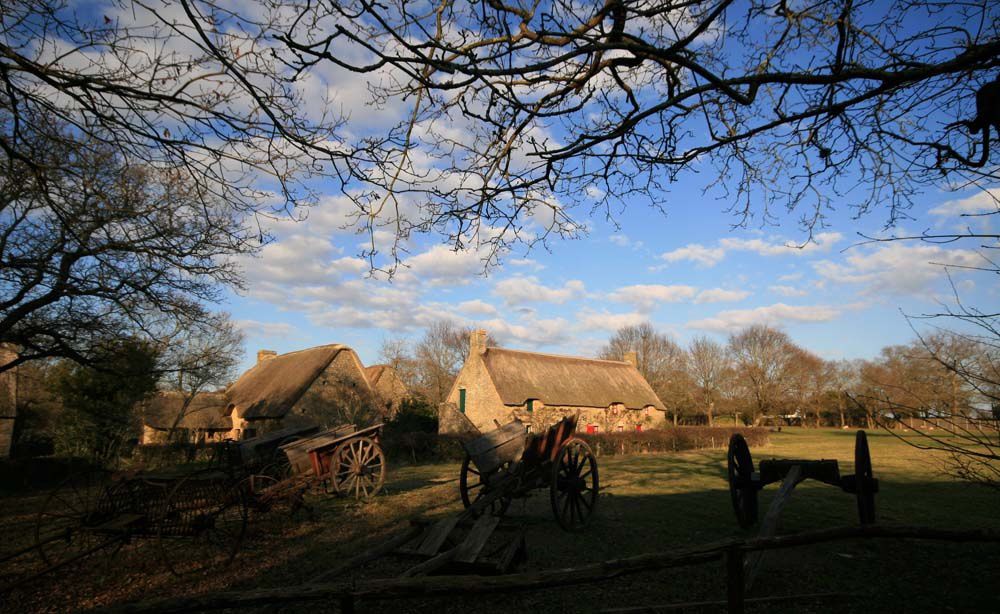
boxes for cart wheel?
[157,475,248,576]
[855,430,877,525]
[34,469,115,569]
[459,456,513,517]
[727,434,759,529]
[550,438,599,532]
[330,437,386,500]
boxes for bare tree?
[599,323,690,424]
[727,324,805,425]
[687,336,730,426]
[1,0,346,220]
[413,322,496,406]
[0,127,252,373]
[156,311,245,439]
[855,328,1000,488]
[266,0,1000,266]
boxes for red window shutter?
[586,424,596,434]
[635,424,643,432]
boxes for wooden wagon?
[261,423,387,501]
[458,414,599,532]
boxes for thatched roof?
[364,365,389,386]
[228,344,366,419]
[481,348,664,410]
[143,391,231,430]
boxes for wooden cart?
[459,414,599,532]
[275,423,387,500]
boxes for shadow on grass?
[3,451,999,614]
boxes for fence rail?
[102,524,1000,614]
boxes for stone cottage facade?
[440,330,665,435]
[0,344,17,457]
[141,343,405,443]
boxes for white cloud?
[609,234,631,247]
[577,311,649,332]
[493,277,585,306]
[402,245,485,286]
[812,243,984,295]
[778,272,804,282]
[929,189,1000,217]
[660,243,726,267]
[660,233,842,268]
[456,299,499,316]
[687,303,842,332]
[507,258,545,271]
[475,316,573,348]
[694,288,751,303]
[769,285,808,298]
[611,284,698,311]
[235,320,296,339]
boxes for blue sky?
[225,175,998,372]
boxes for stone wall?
[442,349,509,433]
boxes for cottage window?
[586,424,598,434]
[459,388,466,414]
[617,425,624,432]
[635,424,643,433]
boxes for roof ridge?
[485,346,630,365]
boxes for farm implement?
[0,422,387,594]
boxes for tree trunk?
[707,401,714,427]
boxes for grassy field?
[2,428,998,612]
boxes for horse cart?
[459,414,599,531]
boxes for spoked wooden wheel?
[855,430,877,525]
[157,476,248,576]
[34,470,116,569]
[330,437,386,500]
[728,434,759,529]
[459,456,514,517]
[550,438,599,532]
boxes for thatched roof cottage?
[440,330,665,435]
[142,343,406,443]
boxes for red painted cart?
[276,423,386,500]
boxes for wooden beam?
[745,463,803,592]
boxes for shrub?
[577,427,769,457]
[380,431,466,465]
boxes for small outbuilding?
[440,330,665,435]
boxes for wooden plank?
[745,463,803,593]
[602,592,857,613]
[462,422,526,458]
[495,530,526,573]
[454,515,501,564]
[399,546,460,577]
[307,524,424,584]
[416,516,461,556]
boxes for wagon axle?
[727,430,879,530]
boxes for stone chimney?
[257,349,277,365]
[624,351,638,368]
[469,329,488,357]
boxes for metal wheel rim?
[550,438,599,532]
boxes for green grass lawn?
[2,428,998,612]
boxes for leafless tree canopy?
[269,0,1000,264]
[4,1,997,271]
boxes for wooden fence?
[104,524,1000,614]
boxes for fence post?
[726,545,745,614]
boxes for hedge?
[577,426,768,457]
